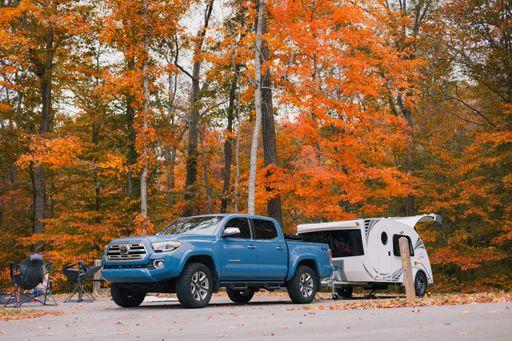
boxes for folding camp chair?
[62,261,101,303]
[4,253,57,307]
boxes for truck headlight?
[151,241,181,252]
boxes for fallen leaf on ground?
[290,292,512,312]
[0,308,63,322]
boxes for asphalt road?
[1,293,510,340]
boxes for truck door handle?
[247,245,256,249]
[276,246,283,250]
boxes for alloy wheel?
[299,272,314,298]
[190,271,210,301]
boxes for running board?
[221,281,284,291]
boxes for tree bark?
[259,4,282,225]
[182,0,214,216]
[220,73,237,213]
[248,0,266,215]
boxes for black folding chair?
[4,253,57,307]
[62,261,101,303]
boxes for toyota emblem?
[119,244,130,255]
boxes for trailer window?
[392,235,414,257]
[381,231,388,245]
[300,229,364,257]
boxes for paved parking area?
[1,293,511,340]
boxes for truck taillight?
[328,248,333,264]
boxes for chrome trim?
[107,242,147,261]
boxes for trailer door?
[377,227,393,279]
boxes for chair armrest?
[62,263,77,271]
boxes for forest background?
[0,0,510,292]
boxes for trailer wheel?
[336,285,353,299]
[414,271,428,297]
[110,284,146,308]
[226,288,254,304]
[287,265,317,304]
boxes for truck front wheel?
[110,284,146,307]
[176,262,213,308]
[287,265,317,304]
[226,288,254,304]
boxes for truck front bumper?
[101,254,182,283]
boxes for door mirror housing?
[222,227,241,237]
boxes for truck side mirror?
[222,227,241,237]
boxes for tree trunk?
[164,147,177,206]
[32,29,54,234]
[31,165,46,234]
[183,0,214,216]
[259,4,282,225]
[248,0,266,215]
[397,95,415,216]
[233,121,240,213]
[200,128,214,212]
[140,0,150,233]
[183,65,201,215]
[126,58,138,198]
[220,73,237,213]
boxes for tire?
[336,285,353,299]
[287,265,317,304]
[110,284,146,307]
[226,288,255,304]
[414,271,428,298]
[176,263,213,308]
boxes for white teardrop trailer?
[297,214,441,299]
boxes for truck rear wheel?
[287,265,317,304]
[226,288,254,304]
[176,262,213,308]
[110,284,146,307]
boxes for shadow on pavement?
[105,300,294,310]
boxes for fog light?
[153,259,165,269]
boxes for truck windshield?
[158,216,222,235]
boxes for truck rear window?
[252,219,278,240]
[300,229,364,257]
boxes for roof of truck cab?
[180,213,277,220]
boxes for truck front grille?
[107,242,147,261]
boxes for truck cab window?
[224,218,251,239]
[252,219,278,240]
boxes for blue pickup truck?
[102,214,333,308]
